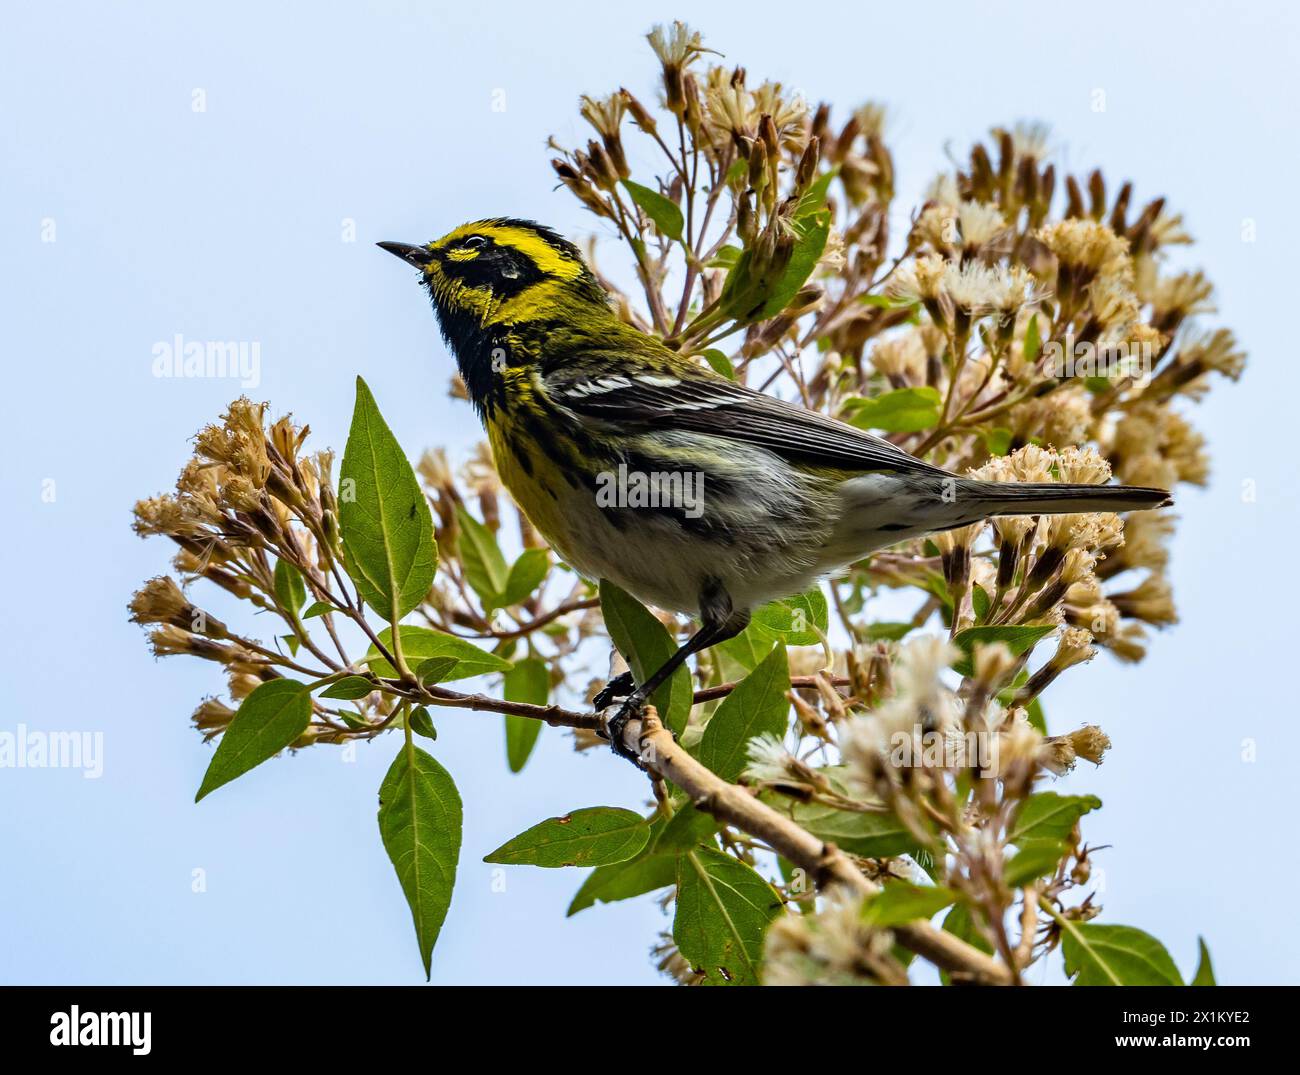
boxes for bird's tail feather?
[962,480,1172,517]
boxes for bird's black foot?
[593,670,636,711]
[602,697,647,769]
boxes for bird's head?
[379,220,613,411]
[379,219,608,350]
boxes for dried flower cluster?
[131,400,606,751]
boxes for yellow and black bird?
[379,219,1169,761]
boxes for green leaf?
[706,245,742,270]
[598,580,692,735]
[1060,921,1183,986]
[1023,313,1041,366]
[716,624,777,673]
[195,679,311,801]
[567,843,677,916]
[701,348,736,380]
[674,848,782,985]
[758,209,830,319]
[499,548,549,607]
[273,558,307,614]
[455,506,509,610]
[860,293,919,311]
[318,675,377,701]
[777,855,817,911]
[377,743,461,979]
[697,643,791,783]
[503,655,549,704]
[1003,838,1066,887]
[1026,694,1047,735]
[940,903,993,985]
[982,427,1013,457]
[408,707,437,740]
[942,903,992,953]
[365,625,512,681]
[860,882,957,929]
[1190,937,1216,986]
[796,167,839,220]
[503,656,548,773]
[623,179,684,241]
[1009,792,1102,844]
[338,377,437,623]
[843,386,942,434]
[971,585,991,620]
[302,600,334,619]
[750,588,828,647]
[766,795,915,858]
[759,210,832,319]
[415,656,460,684]
[860,621,913,642]
[994,670,1047,733]
[484,807,650,868]
[720,212,829,325]
[656,804,718,852]
[952,624,1054,677]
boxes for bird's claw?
[602,698,647,769]
[593,670,636,711]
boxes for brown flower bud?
[621,89,657,134]
[795,137,820,196]
[148,625,235,662]
[759,113,779,158]
[1087,169,1106,218]
[682,73,704,136]
[833,114,859,163]
[747,137,767,192]
[663,67,685,116]
[192,698,235,741]
[812,102,831,142]
[1065,174,1086,218]
[321,508,341,552]
[1066,724,1111,765]
[997,129,1015,181]
[130,576,229,638]
[602,133,629,181]
[586,140,619,190]
[737,191,757,245]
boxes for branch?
[693,673,850,704]
[464,597,599,640]
[626,706,1015,986]
[363,669,848,736]
[417,685,601,731]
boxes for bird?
[379,218,1170,763]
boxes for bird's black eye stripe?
[441,240,546,296]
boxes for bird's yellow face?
[379,218,618,415]
[378,218,600,330]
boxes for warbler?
[380,219,1170,760]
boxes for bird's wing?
[543,357,946,476]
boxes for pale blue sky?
[2,0,1296,985]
